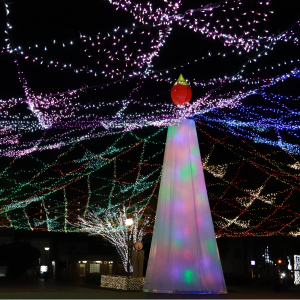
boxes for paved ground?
[0,278,300,299]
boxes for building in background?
[0,229,299,284]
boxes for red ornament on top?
[170,74,192,106]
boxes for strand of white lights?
[23,80,80,129]
[2,19,298,83]
[294,255,300,285]
[2,0,300,83]
[236,186,278,208]
[8,17,299,82]
[215,215,250,229]
[2,0,27,90]
[174,1,298,52]
[141,35,300,91]
[81,25,172,78]
[288,162,300,170]
[5,40,300,104]
[8,40,235,82]
[3,1,12,53]
[1,69,300,157]
[202,151,228,178]
[106,0,298,52]
[1,38,79,51]
[1,61,300,157]
[73,205,149,272]
[106,0,181,75]
[2,3,299,98]
[2,24,166,78]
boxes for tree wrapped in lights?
[75,205,149,272]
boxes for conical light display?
[143,77,226,294]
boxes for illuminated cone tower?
[143,75,226,294]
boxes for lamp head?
[125,218,133,226]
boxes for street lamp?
[125,218,133,226]
[43,247,50,280]
[126,218,133,276]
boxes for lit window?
[40,265,48,272]
[79,264,85,276]
[90,264,100,273]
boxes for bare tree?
[73,205,149,272]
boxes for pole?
[127,228,130,277]
[125,218,133,276]
[130,229,133,275]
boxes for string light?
[1,123,300,237]
[101,275,145,290]
[72,205,149,272]
[0,128,163,232]
[2,68,300,157]
[294,255,300,285]
[0,0,300,158]
[1,0,300,240]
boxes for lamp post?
[125,218,133,276]
[44,247,50,281]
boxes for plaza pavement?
[0,278,300,299]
